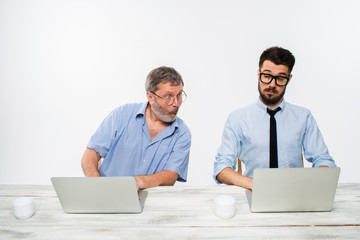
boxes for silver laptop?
[246,167,340,212]
[51,177,147,213]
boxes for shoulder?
[282,102,317,126]
[228,101,258,121]
[110,102,144,117]
[113,102,143,113]
[102,103,145,125]
[283,102,312,117]
[174,117,192,137]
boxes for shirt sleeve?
[87,107,123,158]
[302,113,336,167]
[164,126,192,182]
[213,113,240,184]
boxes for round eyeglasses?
[150,91,187,105]
[259,72,289,86]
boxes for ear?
[257,69,260,79]
[146,91,154,104]
[288,74,293,84]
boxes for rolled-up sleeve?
[87,107,123,158]
[214,113,240,184]
[164,126,192,182]
[303,113,336,168]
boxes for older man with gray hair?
[81,66,191,189]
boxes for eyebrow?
[262,69,288,76]
[164,90,183,95]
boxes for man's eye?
[263,75,272,79]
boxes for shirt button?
[143,159,146,163]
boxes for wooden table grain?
[0,183,359,239]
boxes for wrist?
[135,176,145,190]
[86,170,100,177]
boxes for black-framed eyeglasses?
[150,91,187,105]
[259,72,289,86]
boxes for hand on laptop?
[134,170,178,190]
[216,167,253,190]
[134,176,143,190]
[86,172,101,177]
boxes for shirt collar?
[136,101,179,130]
[256,98,286,113]
[136,102,148,117]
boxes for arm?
[134,126,191,190]
[81,148,101,177]
[84,106,125,177]
[216,167,253,190]
[159,123,191,183]
[135,170,178,189]
[303,113,336,167]
[214,111,250,188]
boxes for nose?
[172,97,181,107]
[268,78,277,88]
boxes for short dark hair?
[259,46,295,73]
[145,66,184,92]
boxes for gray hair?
[145,66,184,92]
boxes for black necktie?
[267,107,281,168]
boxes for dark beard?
[258,83,286,106]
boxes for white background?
[1,0,359,185]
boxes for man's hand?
[216,167,253,190]
[134,176,144,190]
[134,170,178,190]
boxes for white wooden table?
[1,183,359,239]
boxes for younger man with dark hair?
[214,47,336,189]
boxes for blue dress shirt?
[214,99,336,183]
[87,102,191,182]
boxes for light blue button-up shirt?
[214,99,336,183]
[87,102,191,182]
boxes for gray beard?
[151,99,177,123]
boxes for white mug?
[12,197,35,220]
[214,195,235,219]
